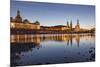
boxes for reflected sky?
[11,33,95,66]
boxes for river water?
[11,33,95,66]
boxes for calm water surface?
[11,33,95,66]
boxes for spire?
[70,20,72,29]
[17,10,20,16]
[67,21,69,28]
[15,10,22,23]
[77,19,79,25]
[75,19,80,32]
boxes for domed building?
[34,21,40,25]
[14,10,22,23]
[10,10,40,30]
[23,19,29,23]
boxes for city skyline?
[11,1,95,29]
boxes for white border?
[0,0,10,67]
[17,0,95,5]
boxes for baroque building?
[75,19,80,32]
[40,25,67,31]
[70,20,73,30]
[10,10,81,33]
[66,21,69,28]
[66,19,80,32]
[10,10,40,30]
[14,10,22,23]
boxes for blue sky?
[11,0,95,29]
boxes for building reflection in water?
[11,34,95,55]
[11,34,85,48]
[11,34,81,47]
[11,34,81,57]
[11,34,94,49]
[11,33,95,66]
[75,34,80,48]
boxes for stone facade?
[11,10,80,32]
[10,10,40,30]
[75,19,80,32]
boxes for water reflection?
[11,34,90,46]
[11,33,95,66]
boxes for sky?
[11,0,95,29]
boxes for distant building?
[11,10,81,33]
[70,20,73,30]
[40,25,67,31]
[66,21,71,30]
[66,21,69,28]
[74,19,80,32]
[10,10,40,30]
[40,19,80,32]
[14,10,22,23]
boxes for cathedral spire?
[15,10,22,23]
[75,19,80,32]
[67,21,69,28]
[17,10,20,16]
[77,19,79,25]
[70,20,72,29]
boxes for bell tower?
[70,20,72,30]
[77,19,79,26]
[15,10,22,23]
[66,21,69,28]
[75,19,80,32]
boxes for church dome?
[23,19,29,23]
[34,21,40,25]
[15,10,22,23]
